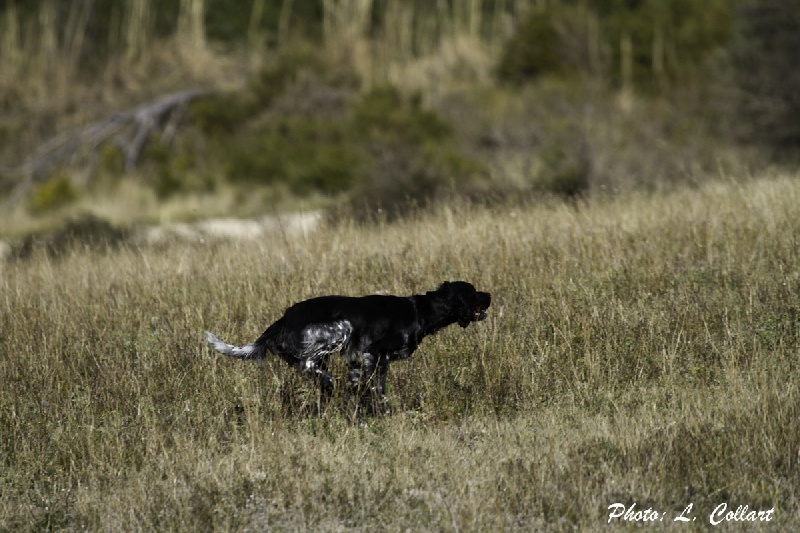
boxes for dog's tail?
[204,331,266,361]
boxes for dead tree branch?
[2,87,214,210]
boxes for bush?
[12,214,129,260]
[220,82,484,208]
[352,87,453,146]
[190,43,367,195]
[227,117,362,195]
[29,175,79,214]
[188,93,251,139]
[350,86,486,214]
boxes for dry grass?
[1,175,799,530]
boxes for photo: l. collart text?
[608,502,775,526]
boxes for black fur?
[204,281,491,404]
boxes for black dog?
[204,281,491,403]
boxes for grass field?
[1,175,799,531]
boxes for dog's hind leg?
[297,359,335,395]
[294,359,335,413]
[346,352,389,415]
[292,320,351,397]
[376,355,389,398]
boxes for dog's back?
[281,294,415,324]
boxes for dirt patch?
[137,211,322,245]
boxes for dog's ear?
[434,281,466,325]
[452,283,475,328]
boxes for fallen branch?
[2,87,214,210]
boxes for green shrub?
[188,93,251,138]
[29,175,79,214]
[352,87,452,146]
[350,86,486,214]
[227,117,362,195]
[222,83,483,206]
[12,214,129,260]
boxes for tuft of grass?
[1,175,799,530]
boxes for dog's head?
[437,281,492,328]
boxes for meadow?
[1,174,798,531]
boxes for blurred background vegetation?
[0,0,798,227]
